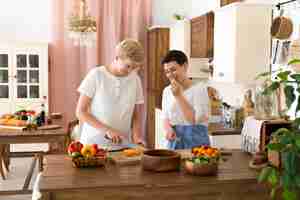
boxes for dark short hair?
[161,50,188,65]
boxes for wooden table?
[0,128,66,179]
[39,150,270,200]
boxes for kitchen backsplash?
[193,79,255,107]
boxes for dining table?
[0,127,66,180]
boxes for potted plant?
[257,59,300,200]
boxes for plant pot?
[184,160,218,176]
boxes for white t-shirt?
[161,82,209,126]
[77,66,144,145]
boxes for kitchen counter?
[208,128,241,136]
[38,150,269,200]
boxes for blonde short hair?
[116,39,144,64]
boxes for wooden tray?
[37,125,61,130]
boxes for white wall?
[152,0,220,26]
[0,0,51,42]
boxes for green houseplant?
[257,59,300,200]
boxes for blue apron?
[167,124,210,150]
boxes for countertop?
[208,128,241,136]
[38,150,269,200]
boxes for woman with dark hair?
[161,50,210,149]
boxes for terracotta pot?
[141,149,181,172]
[271,16,293,40]
[184,160,218,176]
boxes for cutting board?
[110,151,142,166]
[37,124,61,130]
[0,125,27,131]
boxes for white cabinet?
[213,3,272,84]
[0,42,48,116]
[170,20,191,56]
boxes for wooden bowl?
[141,149,181,172]
[184,160,218,176]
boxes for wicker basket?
[72,156,106,168]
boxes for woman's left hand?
[170,79,183,97]
[133,136,145,146]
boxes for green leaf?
[290,74,300,82]
[270,187,277,199]
[263,82,280,95]
[296,137,300,149]
[273,128,290,136]
[268,168,278,186]
[255,71,271,80]
[268,143,285,151]
[293,118,300,127]
[282,189,297,200]
[295,175,300,187]
[282,173,292,189]
[288,59,300,66]
[278,71,291,81]
[284,85,296,108]
[296,97,300,114]
[282,152,297,176]
[258,166,273,183]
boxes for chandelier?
[68,0,97,47]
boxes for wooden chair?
[0,144,9,180]
[65,119,79,152]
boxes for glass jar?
[254,82,279,120]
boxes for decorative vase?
[254,81,279,120]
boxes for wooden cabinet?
[213,3,272,84]
[220,0,242,7]
[147,27,169,148]
[191,12,214,58]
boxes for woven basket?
[72,156,106,168]
[271,16,293,40]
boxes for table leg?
[3,144,10,171]
[38,153,44,172]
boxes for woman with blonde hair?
[76,39,145,146]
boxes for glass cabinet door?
[15,53,41,99]
[0,54,9,99]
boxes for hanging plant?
[172,13,186,21]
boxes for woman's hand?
[170,79,183,97]
[105,128,126,144]
[166,131,177,141]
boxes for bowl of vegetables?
[184,146,220,176]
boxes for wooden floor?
[0,157,39,200]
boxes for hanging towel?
[32,172,42,200]
[241,116,264,153]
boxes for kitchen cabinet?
[0,42,48,116]
[213,3,272,84]
[170,12,214,59]
[220,0,242,7]
[191,12,214,58]
[147,27,169,148]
